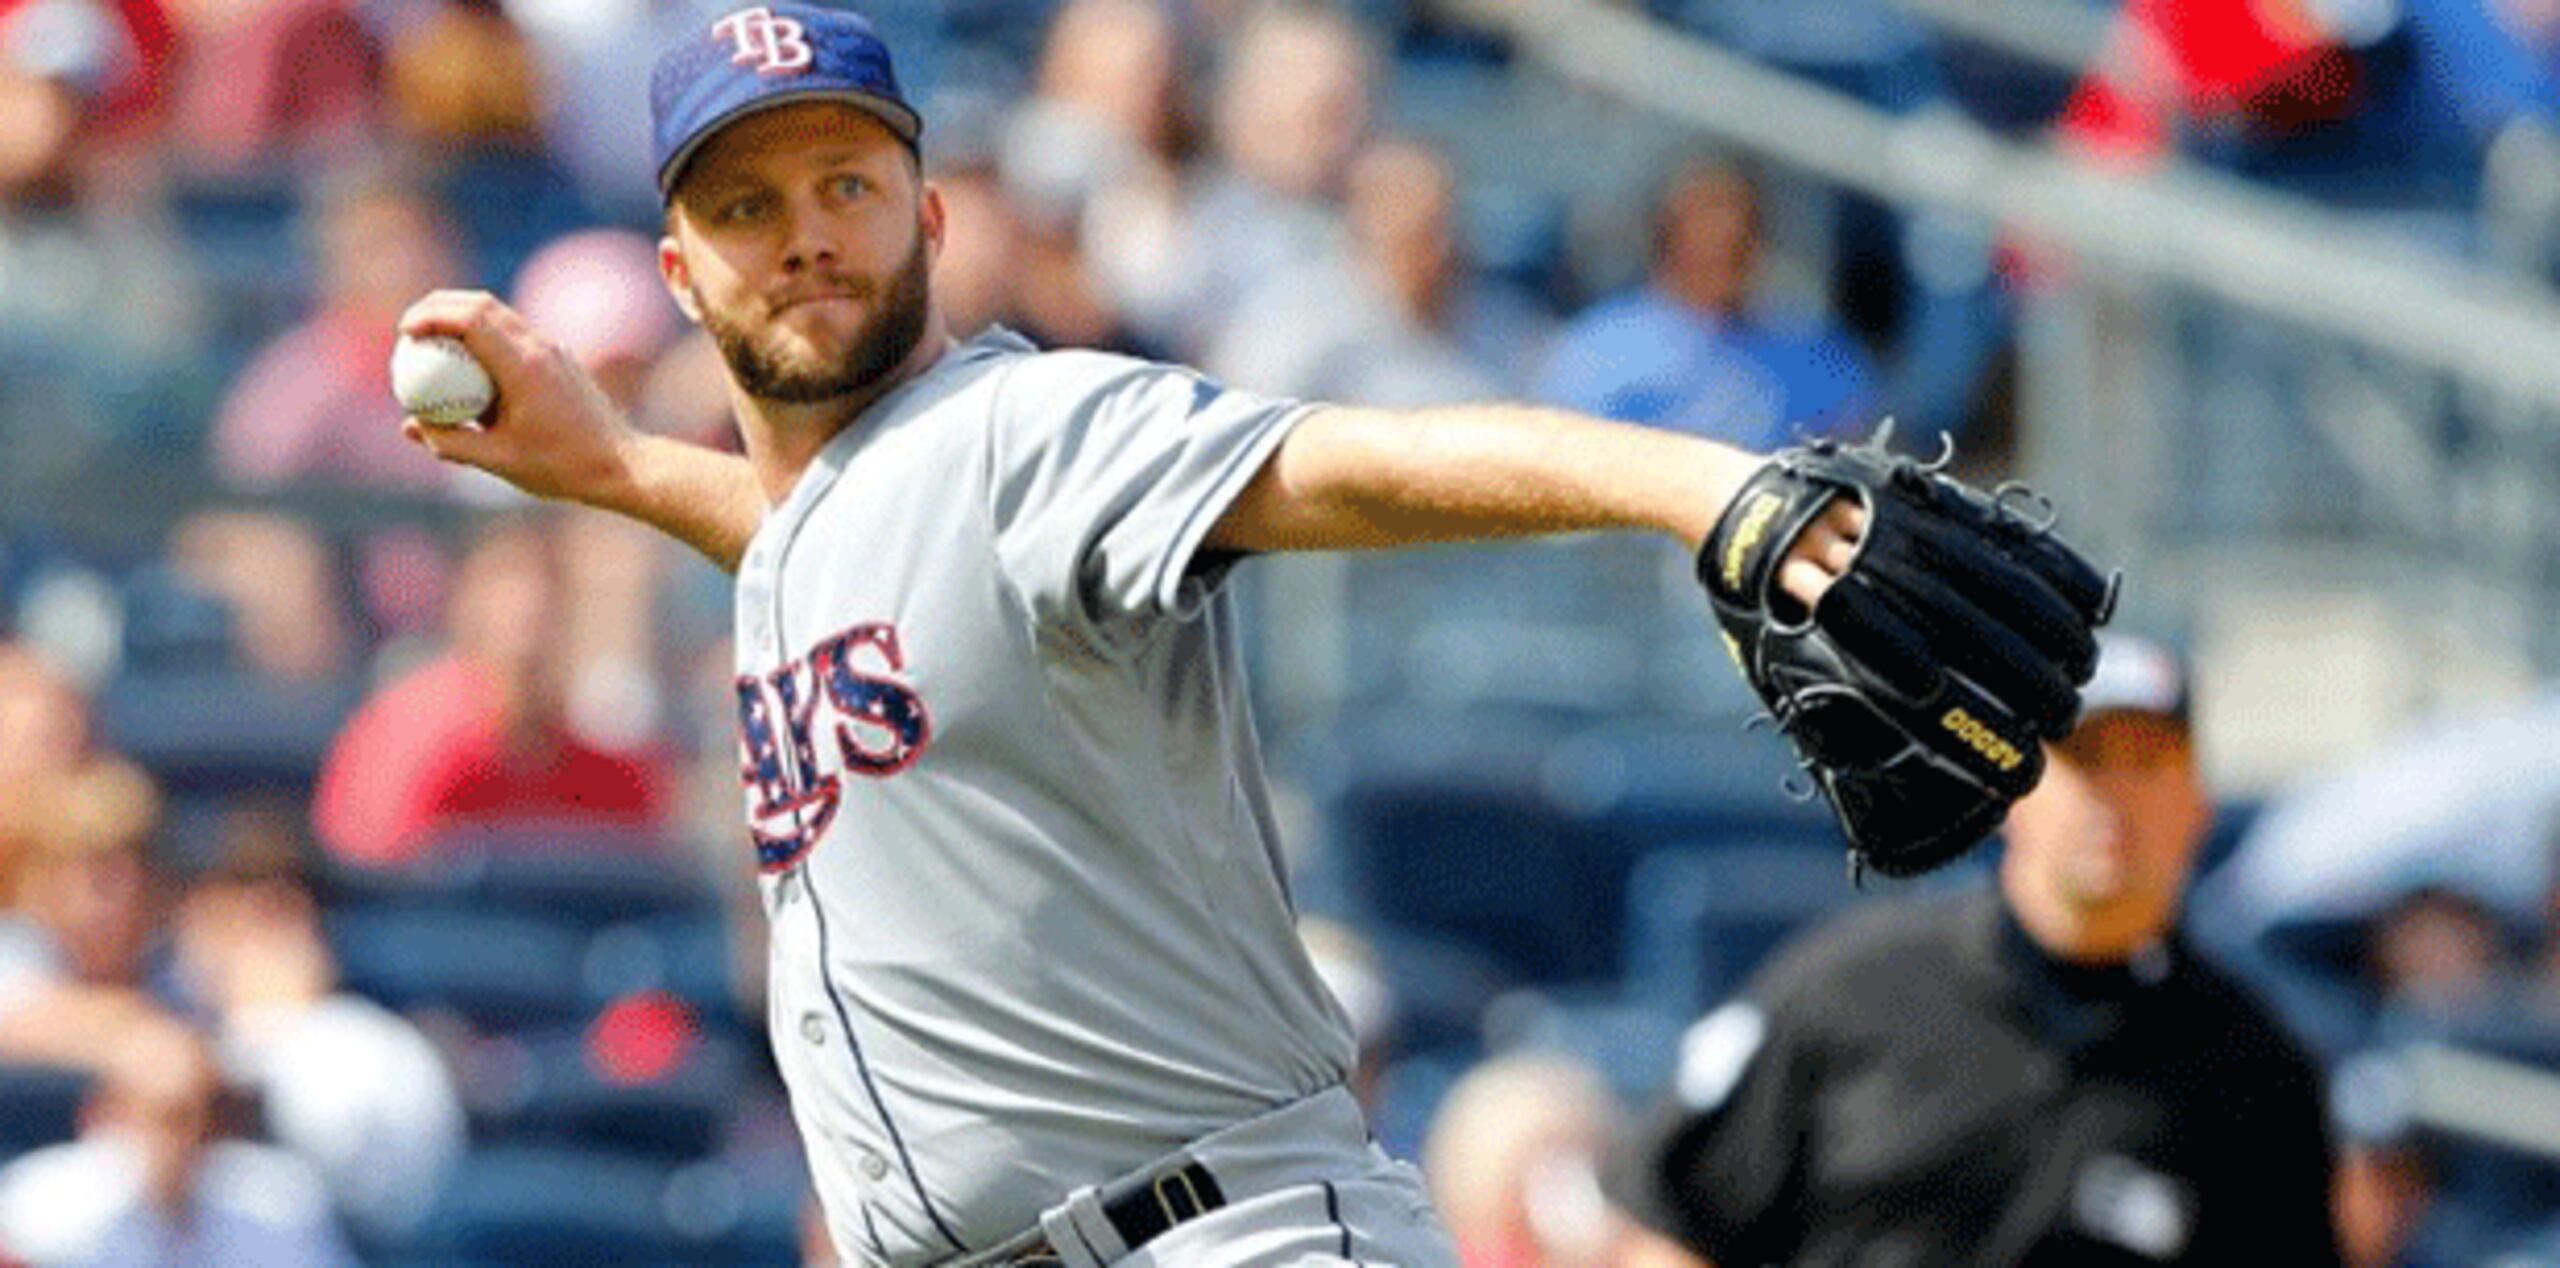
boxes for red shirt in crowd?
[313,654,670,867]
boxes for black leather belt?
[993,1161,1228,1266]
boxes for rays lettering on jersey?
[734,622,933,872]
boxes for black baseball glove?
[1700,429,2118,879]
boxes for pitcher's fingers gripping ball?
[1701,426,2120,879]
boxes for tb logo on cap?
[713,6,813,74]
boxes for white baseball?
[391,334,496,428]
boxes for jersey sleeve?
[1604,965,1825,1263]
[983,349,1314,645]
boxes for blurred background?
[3,0,2560,1263]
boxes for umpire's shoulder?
[1749,887,1981,1016]
[2174,937,2326,1076]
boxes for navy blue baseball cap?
[650,4,922,201]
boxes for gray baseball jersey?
[728,327,1359,1264]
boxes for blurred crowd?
[2,0,2559,1264]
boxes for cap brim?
[657,88,923,199]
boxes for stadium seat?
[1369,1045,1480,1166]
[327,905,590,1031]
[96,668,357,795]
[431,842,721,931]
[1620,841,1865,1019]
[581,914,749,1032]
[119,564,234,675]
[1330,774,1625,986]
[398,1144,681,1266]
[472,1025,746,1162]
[1539,720,1837,848]
[664,1151,805,1266]
[0,1064,87,1164]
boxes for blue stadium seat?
[664,1152,804,1266]
[1330,774,1624,986]
[1620,842,1865,1019]
[96,668,357,795]
[0,1064,86,1164]
[473,1026,747,1161]
[1370,1045,1480,1165]
[327,905,590,1030]
[399,1144,680,1266]
[1360,925,1515,1059]
[429,843,721,931]
[582,915,750,1035]
[168,178,313,378]
[119,564,234,675]
[1540,720,1837,849]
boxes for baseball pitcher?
[392,6,2114,1265]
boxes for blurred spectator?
[207,162,464,493]
[999,150,1154,355]
[2408,0,2560,134]
[507,0,721,221]
[989,0,1188,356]
[0,644,89,876]
[169,850,464,1236]
[0,1017,356,1266]
[1608,634,2343,1265]
[507,231,691,749]
[1097,2,1372,355]
[1034,0,1193,168]
[1021,0,1192,349]
[510,227,682,411]
[1209,138,1547,405]
[1424,1053,1696,1268]
[633,326,743,450]
[2334,1135,2441,1268]
[2060,0,2560,211]
[0,0,205,462]
[163,0,378,176]
[2058,0,2363,168]
[382,0,540,153]
[385,0,588,291]
[312,516,673,867]
[1539,156,1873,444]
[0,757,166,1071]
[931,162,1022,341]
[1537,157,1874,450]
[554,510,675,753]
[2367,887,2513,1031]
[163,512,355,686]
[0,0,175,147]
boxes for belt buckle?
[1001,1242,1065,1268]
[1151,1168,1210,1224]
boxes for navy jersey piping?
[770,489,970,1255]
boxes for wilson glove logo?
[1722,491,1785,592]
[1939,706,2025,772]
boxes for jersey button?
[801,1013,827,1046]
[859,1153,890,1182]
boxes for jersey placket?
[746,435,970,1258]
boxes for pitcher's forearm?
[1212,404,1767,555]
[590,433,768,572]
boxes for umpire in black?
[1606,633,2344,1267]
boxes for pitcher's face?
[661,102,942,404]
